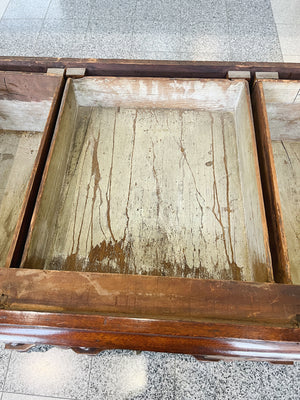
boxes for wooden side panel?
[262,80,300,284]
[251,82,291,283]
[0,72,64,269]
[0,269,299,325]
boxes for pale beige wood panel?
[0,130,43,267]
[272,141,300,284]
[23,77,271,281]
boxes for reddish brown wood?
[1,57,300,80]
[0,268,299,325]
[4,343,35,352]
[251,82,291,283]
[0,310,299,361]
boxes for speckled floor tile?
[45,0,92,20]
[132,1,181,53]
[174,355,219,400]
[226,0,274,23]
[174,356,300,400]
[229,21,283,62]
[0,0,10,19]
[271,0,300,24]
[2,0,51,19]
[87,350,176,400]
[0,18,43,56]
[181,21,230,59]
[33,18,89,57]
[0,344,11,392]
[4,348,91,399]
[181,0,227,23]
[85,17,133,58]
[276,23,300,60]
[2,394,72,400]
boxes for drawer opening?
[0,71,63,269]
[21,77,272,282]
[261,80,300,284]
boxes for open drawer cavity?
[0,71,63,268]
[21,77,272,282]
[253,79,300,284]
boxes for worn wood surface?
[22,77,271,281]
[0,72,64,268]
[1,57,300,80]
[0,268,299,325]
[262,80,300,284]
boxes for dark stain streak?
[281,140,293,167]
[151,138,161,218]
[177,111,205,230]
[123,110,137,242]
[210,112,241,280]
[106,109,117,243]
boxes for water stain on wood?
[23,78,271,281]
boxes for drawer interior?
[22,77,272,282]
[0,72,61,268]
[262,80,300,284]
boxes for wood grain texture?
[0,268,299,325]
[22,77,272,281]
[262,80,300,284]
[0,72,64,268]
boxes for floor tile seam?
[2,351,11,394]
[1,391,72,400]
[0,0,12,21]
[269,0,284,61]
[128,0,139,55]
[224,0,233,61]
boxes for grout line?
[269,0,284,62]
[2,390,74,399]
[84,355,94,400]
[128,0,139,56]
[2,349,12,394]
[224,0,233,61]
[0,0,10,21]
[33,0,53,49]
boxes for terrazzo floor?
[0,0,300,399]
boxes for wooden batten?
[227,71,251,80]
[66,68,86,78]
